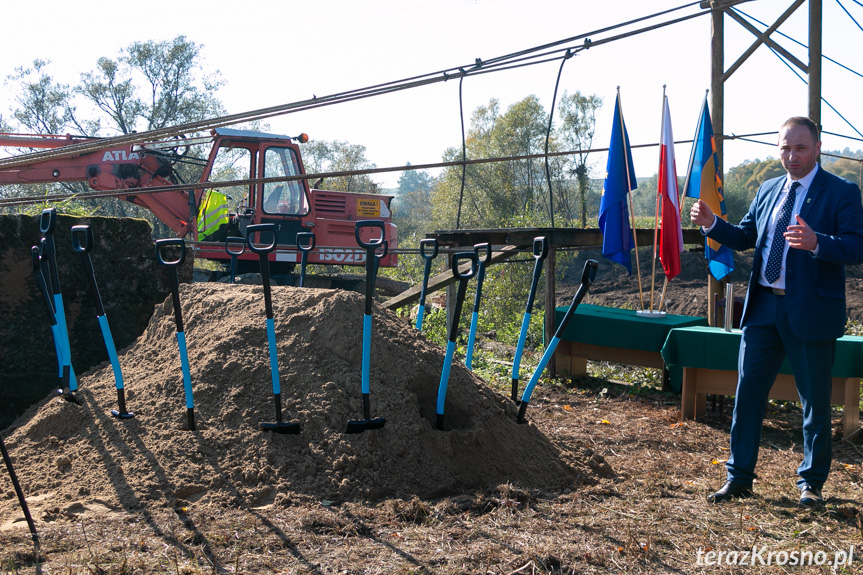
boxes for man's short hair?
[781,116,820,142]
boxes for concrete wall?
[0,214,191,428]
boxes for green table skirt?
[661,326,863,377]
[554,303,709,352]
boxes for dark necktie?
[764,181,801,284]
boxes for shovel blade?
[260,421,302,434]
[344,417,387,434]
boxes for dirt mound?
[0,284,602,518]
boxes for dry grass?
[2,364,863,574]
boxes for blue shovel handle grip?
[355,220,387,258]
[225,236,246,256]
[532,236,549,261]
[420,238,438,260]
[296,232,316,252]
[246,224,277,253]
[474,242,492,264]
[39,208,57,235]
[70,225,94,254]
[155,238,186,266]
[451,251,478,281]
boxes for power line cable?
[9,130,829,209]
[456,75,467,230]
[543,50,574,229]
[0,0,747,171]
[480,0,703,67]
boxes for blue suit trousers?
[727,285,836,490]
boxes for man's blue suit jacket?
[707,168,863,341]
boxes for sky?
[1,0,862,190]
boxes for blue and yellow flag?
[683,96,734,281]
[599,93,637,274]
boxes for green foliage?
[417,307,449,347]
[431,96,558,231]
[2,37,224,230]
[16,197,97,217]
[392,166,435,238]
[557,90,603,227]
[301,139,379,194]
[78,36,226,134]
[722,158,782,223]
[821,149,863,188]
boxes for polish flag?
[658,96,683,281]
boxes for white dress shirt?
[758,164,819,289]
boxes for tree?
[392,165,434,237]
[723,158,783,223]
[432,96,556,230]
[77,36,225,134]
[300,139,379,194]
[822,149,863,187]
[2,37,224,231]
[557,91,602,227]
[6,59,82,135]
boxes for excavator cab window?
[262,147,309,216]
[199,145,253,242]
[208,145,253,209]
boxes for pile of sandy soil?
[0,284,607,521]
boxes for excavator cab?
[196,128,315,272]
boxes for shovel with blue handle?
[465,242,491,370]
[247,224,302,435]
[155,238,196,431]
[436,251,478,430]
[1,435,40,559]
[31,245,62,387]
[224,237,245,284]
[72,225,134,419]
[345,220,389,434]
[415,238,438,331]
[296,232,315,287]
[39,209,77,398]
[511,236,548,401]
[517,259,598,424]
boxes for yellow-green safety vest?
[197,190,230,239]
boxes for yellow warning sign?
[357,199,380,217]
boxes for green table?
[662,326,863,439]
[553,304,708,389]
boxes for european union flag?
[683,96,735,281]
[599,92,637,274]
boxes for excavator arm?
[0,133,196,235]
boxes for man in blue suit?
[690,116,863,506]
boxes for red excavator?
[0,128,398,274]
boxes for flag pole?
[617,87,645,310]
[650,86,667,312]
[658,275,670,312]
[680,90,709,217]
[665,90,709,313]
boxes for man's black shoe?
[707,482,753,503]
[799,485,823,507]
